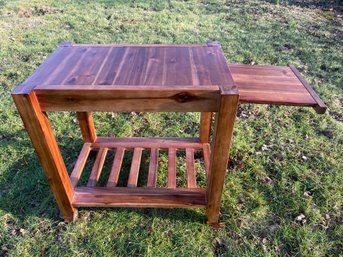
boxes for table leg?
[76,112,96,143]
[206,91,239,225]
[12,92,76,222]
[200,112,212,143]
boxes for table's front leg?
[12,92,76,222]
[200,112,212,143]
[206,90,239,225]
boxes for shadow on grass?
[263,0,342,12]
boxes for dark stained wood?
[147,148,159,187]
[207,86,239,225]
[73,187,207,208]
[76,112,96,143]
[168,148,177,188]
[165,47,193,85]
[106,147,125,187]
[87,148,108,187]
[186,148,197,188]
[12,92,76,221]
[70,143,91,188]
[127,148,143,187]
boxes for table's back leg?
[206,88,239,225]
[12,92,76,222]
[200,112,212,143]
[76,112,96,143]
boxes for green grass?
[0,0,342,256]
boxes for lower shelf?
[69,137,210,208]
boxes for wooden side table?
[12,42,326,225]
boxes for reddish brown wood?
[73,187,207,208]
[106,147,125,187]
[147,148,159,187]
[200,112,212,143]
[70,143,91,188]
[203,143,211,177]
[207,86,239,225]
[11,92,76,221]
[127,148,143,187]
[87,148,108,187]
[168,148,177,188]
[186,148,197,188]
[76,112,96,143]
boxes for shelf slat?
[168,148,177,188]
[127,148,143,187]
[87,148,108,187]
[147,148,158,187]
[186,148,196,188]
[70,143,91,188]
[106,147,125,187]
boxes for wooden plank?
[168,148,177,188]
[70,143,91,188]
[87,148,108,187]
[147,148,158,187]
[186,148,197,188]
[207,86,239,225]
[127,148,143,187]
[92,137,203,149]
[164,47,193,85]
[11,92,76,221]
[62,43,208,48]
[94,47,127,85]
[73,187,207,208]
[289,65,327,114]
[106,147,125,187]
[203,143,211,178]
[34,86,220,112]
[76,112,96,143]
[200,112,212,143]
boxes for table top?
[12,42,326,113]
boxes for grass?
[0,0,342,256]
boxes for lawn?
[0,0,342,256]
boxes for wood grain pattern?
[106,147,125,187]
[73,187,207,208]
[202,143,211,178]
[186,148,197,188]
[127,148,143,187]
[206,86,239,225]
[70,143,91,188]
[12,92,76,221]
[76,112,96,143]
[147,148,158,187]
[168,148,177,188]
[87,148,108,187]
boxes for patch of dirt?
[18,6,62,18]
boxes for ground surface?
[0,0,342,256]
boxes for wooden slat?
[106,147,125,187]
[92,137,203,149]
[186,148,197,188]
[76,112,96,143]
[70,143,91,188]
[168,148,177,188]
[87,148,108,187]
[127,148,143,187]
[165,47,193,85]
[62,43,208,48]
[147,148,158,187]
[73,187,207,208]
[34,86,220,112]
[203,143,211,177]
